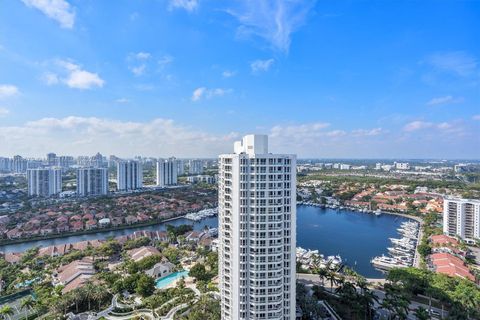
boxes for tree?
[414,307,430,320]
[136,274,156,297]
[382,283,410,320]
[20,296,36,319]
[0,305,14,320]
[189,263,210,282]
[318,268,329,287]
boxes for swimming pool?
[155,270,189,289]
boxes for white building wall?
[156,158,178,187]
[27,168,62,197]
[443,198,480,242]
[117,160,143,191]
[219,134,296,320]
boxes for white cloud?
[42,72,60,85]
[22,0,75,29]
[228,0,316,52]
[130,64,146,76]
[0,85,19,98]
[115,98,129,104]
[191,87,232,101]
[135,52,151,60]
[0,116,237,157]
[158,55,174,68]
[427,51,477,77]
[169,0,198,12]
[426,95,464,106]
[222,70,236,78]
[352,128,383,136]
[46,60,104,89]
[473,115,480,121]
[250,59,274,73]
[403,121,433,132]
[0,107,9,117]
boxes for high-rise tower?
[218,134,296,320]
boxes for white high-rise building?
[117,160,143,191]
[156,158,178,187]
[218,134,296,320]
[77,168,109,196]
[443,198,480,243]
[27,168,62,197]
[176,159,185,175]
[189,159,203,174]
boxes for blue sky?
[0,0,479,158]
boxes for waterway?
[0,205,409,278]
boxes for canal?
[0,205,409,278]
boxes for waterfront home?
[3,252,22,264]
[85,219,97,230]
[6,228,22,239]
[98,218,111,227]
[185,231,202,243]
[128,246,161,263]
[145,260,175,279]
[125,215,138,224]
[54,257,96,293]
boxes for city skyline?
[1,0,479,158]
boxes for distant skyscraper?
[47,152,57,166]
[218,134,296,320]
[27,168,62,197]
[58,156,74,168]
[443,198,480,242]
[12,155,27,173]
[0,157,12,172]
[117,160,143,191]
[77,167,109,196]
[91,152,105,168]
[189,159,203,174]
[156,158,177,187]
[176,159,185,175]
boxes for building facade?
[156,158,178,187]
[117,160,143,191]
[443,198,480,243]
[27,168,62,197]
[189,159,203,174]
[218,134,296,320]
[76,168,109,196]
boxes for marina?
[371,220,419,270]
[296,247,343,272]
[184,207,218,221]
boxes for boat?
[375,209,382,216]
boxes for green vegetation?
[387,267,480,319]
[175,295,220,320]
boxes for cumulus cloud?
[473,115,480,121]
[351,128,383,136]
[250,59,274,73]
[130,64,146,76]
[427,51,478,77]
[191,87,232,101]
[0,107,9,117]
[158,55,174,68]
[403,121,433,132]
[168,0,198,12]
[426,95,463,106]
[222,70,236,78]
[0,85,19,98]
[135,52,151,60]
[0,116,237,157]
[403,120,465,135]
[115,98,129,104]
[227,0,316,52]
[43,60,104,89]
[22,0,75,29]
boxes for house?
[98,218,111,227]
[55,257,96,294]
[127,246,161,263]
[85,219,97,230]
[429,253,475,281]
[145,261,175,279]
[4,252,23,264]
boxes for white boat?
[375,209,382,216]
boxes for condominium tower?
[443,198,480,243]
[218,134,296,320]
[27,168,62,197]
[156,158,178,187]
[77,167,109,196]
[117,160,143,191]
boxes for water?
[0,217,218,253]
[0,206,409,278]
[155,270,189,289]
[296,205,409,278]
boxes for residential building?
[187,174,217,184]
[128,246,161,263]
[12,155,27,173]
[58,156,74,168]
[76,167,108,196]
[177,159,185,175]
[117,160,143,191]
[47,152,57,166]
[156,158,177,187]
[0,157,12,172]
[145,261,175,278]
[27,168,62,197]
[218,134,296,320]
[395,162,410,170]
[55,257,96,294]
[189,159,203,174]
[443,198,480,243]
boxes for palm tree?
[20,296,36,319]
[83,282,96,311]
[0,305,14,320]
[318,268,328,288]
[414,307,430,320]
[92,285,110,310]
[326,270,338,292]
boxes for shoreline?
[0,214,187,248]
